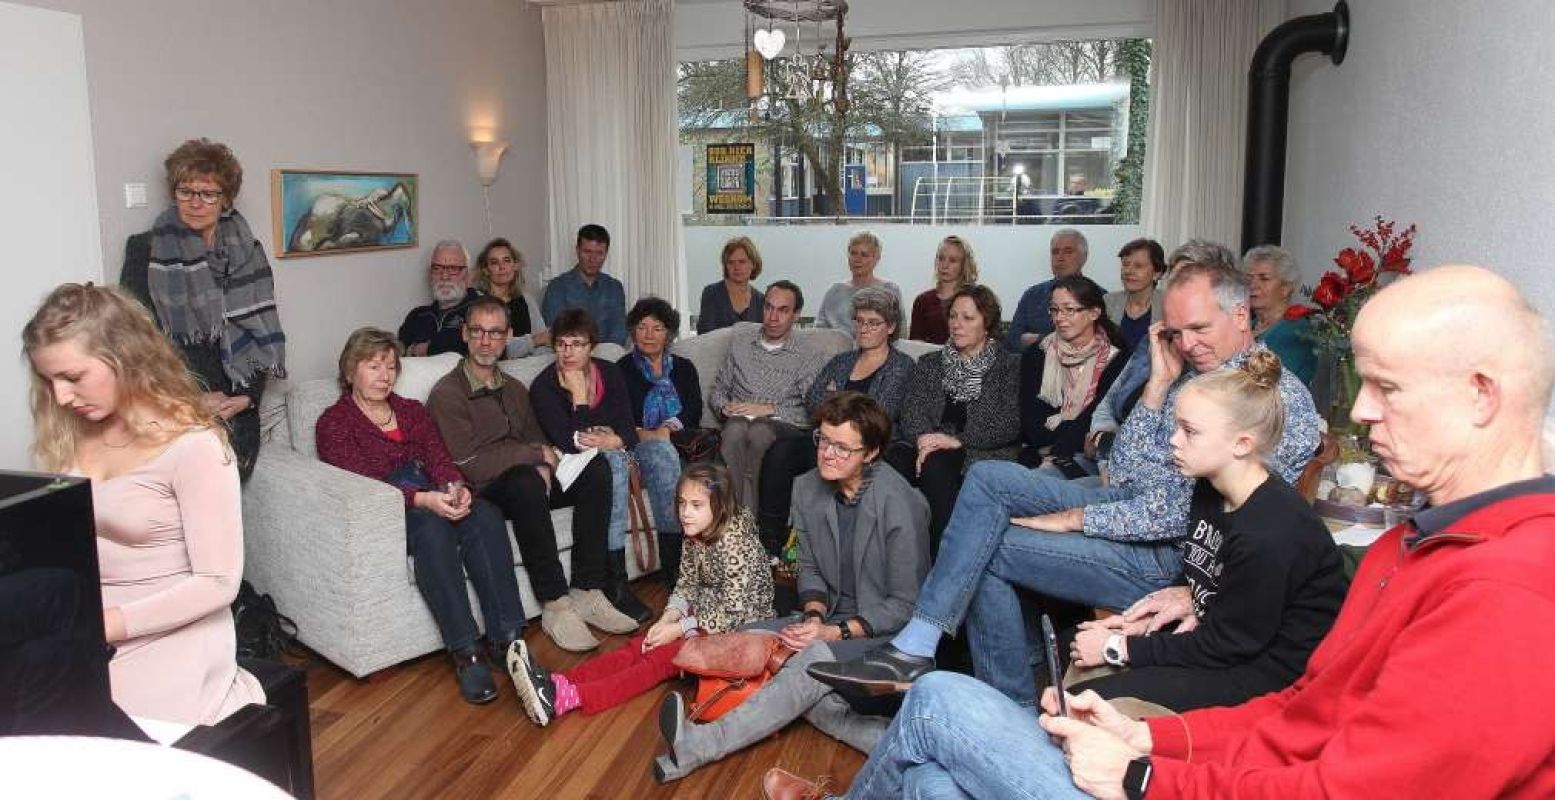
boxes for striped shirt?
[709,326,826,426]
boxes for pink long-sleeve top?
[314,392,463,507]
[93,428,263,725]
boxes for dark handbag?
[384,460,435,493]
[672,427,722,464]
[232,580,299,660]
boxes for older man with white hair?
[1005,228,1089,350]
[764,264,1555,800]
[399,239,480,357]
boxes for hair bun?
[1241,349,1283,390]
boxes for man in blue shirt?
[1004,228,1089,351]
[540,224,627,346]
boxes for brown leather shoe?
[761,768,834,800]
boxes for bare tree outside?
[947,40,1127,87]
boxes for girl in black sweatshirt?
[1065,349,1347,712]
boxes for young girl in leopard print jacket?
[508,463,774,724]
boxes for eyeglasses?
[174,186,224,205]
[1048,305,1092,318]
[555,338,592,352]
[853,317,889,331]
[466,326,507,341]
[430,263,466,277]
[813,430,867,459]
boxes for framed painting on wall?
[270,170,418,258]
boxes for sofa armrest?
[241,445,408,674]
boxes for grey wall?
[1283,0,1555,317]
[18,0,548,381]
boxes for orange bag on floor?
[674,631,797,722]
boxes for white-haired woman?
[1244,245,1317,385]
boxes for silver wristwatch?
[1103,633,1127,667]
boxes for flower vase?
[1327,352,1363,436]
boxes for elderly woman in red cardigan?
[315,327,526,706]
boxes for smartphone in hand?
[1042,614,1068,717]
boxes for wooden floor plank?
[300,581,865,799]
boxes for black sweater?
[1017,342,1128,474]
[614,352,704,430]
[1128,476,1347,684]
[529,358,641,453]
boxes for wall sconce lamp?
[471,140,510,187]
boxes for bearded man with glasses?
[399,239,482,356]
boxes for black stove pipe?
[1241,0,1349,251]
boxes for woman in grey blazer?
[654,392,929,783]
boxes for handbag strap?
[687,677,748,723]
[626,459,658,573]
[766,641,799,674]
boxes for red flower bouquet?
[1299,216,1417,357]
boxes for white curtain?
[542,0,682,310]
[1143,0,1286,249]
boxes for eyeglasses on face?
[430,263,466,277]
[1048,305,1091,318]
[813,429,867,458]
[466,326,507,341]
[174,186,224,205]
[853,316,889,331]
[555,338,592,351]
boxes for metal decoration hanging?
[742,0,848,111]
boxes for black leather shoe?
[607,549,654,624]
[485,628,523,671]
[452,649,498,705]
[805,644,935,696]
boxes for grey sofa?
[242,324,929,677]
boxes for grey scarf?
[941,339,998,403]
[147,207,287,387]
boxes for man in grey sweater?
[709,280,825,510]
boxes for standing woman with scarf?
[885,285,1020,555]
[120,139,287,481]
[1018,275,1129,477]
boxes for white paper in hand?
[555,448,600,491]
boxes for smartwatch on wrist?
[1103,633,1128,667]
[835,621,853,640]
[1123,756,1153,800]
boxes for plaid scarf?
[147,207,287,387]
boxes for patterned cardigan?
[666,508,775,634]
[315,393,463,509]
[896,341,1023,465]
[804,346,916,423]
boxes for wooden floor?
[302,581,864,799]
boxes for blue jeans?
[912,460,1138,635]
[604,440,684,551]
[405,500,526,653]
[846,671,1086,800]
[633,438,682,536]
[967,526,1180,706]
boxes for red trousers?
[561,633,683,716]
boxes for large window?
[678,39,1151,225]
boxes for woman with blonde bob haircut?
[24,283,263,725]
[909,234,980,344]
[697,235,766,334]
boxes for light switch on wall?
[124,182,147,208]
